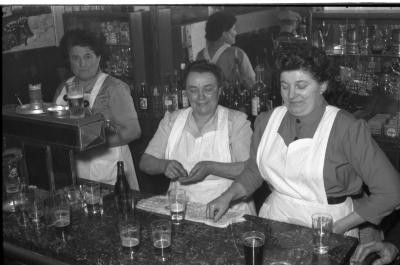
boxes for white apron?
[166,106,255,215]
[55,73,139,190]
[203,43,230,64]
[257,106,358,238]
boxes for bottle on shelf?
[163,82,173,113]
[114,161,133,219]
[169,73,179,111]
[298,16,308,41]
[178,62,189,109]
[251,64,265,117]
[152,86,162,116]
[138,82,149,112]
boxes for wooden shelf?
[312,10,400,20]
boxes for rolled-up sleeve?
[230,111,252,162]
[346,120,400,225]
[144,111,174,159]
[236,112,271,195]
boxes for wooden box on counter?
[2,104,105,151]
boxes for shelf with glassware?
[309,11,400,142]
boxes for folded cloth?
[136,195,245,228]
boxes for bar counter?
[3,190,358,265]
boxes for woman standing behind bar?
[207,43,400,241]
[53,29,141,190]
[196,11,255,89]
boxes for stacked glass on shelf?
[313,20,400,56]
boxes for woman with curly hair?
[207,43,400,241]
[53,29,141,189]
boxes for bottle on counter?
[114,161,133,219]
[138,82,149,112]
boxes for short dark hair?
[184,60,223,87]
[205,11,237,41]
[59,29,108,67]
[274,42,333,83]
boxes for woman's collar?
[289,100,327,125]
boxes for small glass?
[64,185,84,210]
[241,230,265,265]
[151,219,172,262]
[118,219,140,253]
[48,192,71,238]
[312,213,333,254]
[167,188,187,225]
[82,181,101,215]
[26,187,45,226]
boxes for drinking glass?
[26,186,45,226]
[312,213,333,254]
[49,192,71,237]
[167,188,187,225]
[241,230,265,265]
[64,185,84,210]
[66,81,84,119]
[82,181,101,215]
[151,219,172,262]
[118,218,140,253]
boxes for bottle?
[163,84,173,113]
[179,63,189,108]
[298,17,308,41]
[251,65,265,117]
[152,86,162,116]
[169,73,179,111]
[114,161,132,218]
[139,82,148,112]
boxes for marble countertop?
[3,192,357,265]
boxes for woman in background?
[196,11,255,90]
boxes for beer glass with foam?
[66,81,84,119]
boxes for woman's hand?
[180,161,211,184]
[206,192,232,221]
[163,160,188,180]
[351,241,399,265]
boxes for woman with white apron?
[54,29,141,190]
[140,61,255,215]
[196,11,255,89]
[207,43,400,242]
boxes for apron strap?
[204,43,231,64]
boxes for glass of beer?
[151,219,171,262]
[82,181,101,215]
[118,218,140,253]
[50,192,71,237]
[241,230,265,265]
[66,81,84,119]
[167,188,187,225]
[312,213,333,254]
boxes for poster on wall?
[2,5,57,53]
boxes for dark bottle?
[139,82,148,111]
[114,161,132,217]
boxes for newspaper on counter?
[136,195,245,228]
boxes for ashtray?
[47,105,70,117]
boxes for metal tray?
[16,103,55,115]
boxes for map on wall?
[2,6,56,53]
